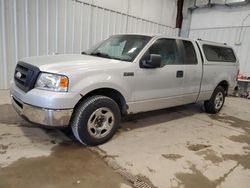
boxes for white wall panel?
[237,27,250,76]
[16,0,26,59]
[189,5,250,77]
[28,0,38,56]
[48,0,57,54]
[0,0,7,89]
[92,0,128,14]
[0,0,178,89]
[4,0,16,86]
[81,3,91,51]
[73,1,82,53]
[57,0,65,53]
[190,4,250,29]
[38,0,48,55]
[160,0,178,26]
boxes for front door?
[133,38,186,113]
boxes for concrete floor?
[0,90,250,188]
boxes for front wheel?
[71,95,121,146]
[204,86,225,114]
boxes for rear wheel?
[204,86,225,114]
[71,95,121,146]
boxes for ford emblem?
[16,72,22,79]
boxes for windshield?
[85,35,152,62]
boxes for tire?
[71,95,121,146]
[204,86,225,114]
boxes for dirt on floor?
[0,103,130,188]
[174,113,250,188]
[0,141,130,188]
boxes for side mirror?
[140,54,162,68]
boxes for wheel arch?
[74,88,128,115]
[217,80,229,95]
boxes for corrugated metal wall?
[0,0,179,89]
[188,5,250,77]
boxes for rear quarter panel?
[199,63,238,101]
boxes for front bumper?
[9,81,81,127]
[11,95,73,127]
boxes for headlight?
[35,73,69,92]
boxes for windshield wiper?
[90,52,111,59]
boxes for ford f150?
[10,34,239,145]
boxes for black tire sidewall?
[205,86,225,113]
[73,96,121,146]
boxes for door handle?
[176,70,184,78]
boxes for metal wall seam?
[87,3,92,49]
[64,0,67,53]
[71,1,75,53]
[107,11,110,39]
[46,0,49,54]
[25,0,29,57]
[36,0,39,56]
[100,8,104,41]
[13,0,18,64]
[79,2,83,53]
[55,0,58,53]
[1,0,8,88]
[88,3,93,48]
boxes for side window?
[183,40,198,64]
[147,39,178,65]
[203,45,236,63]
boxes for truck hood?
[21,54,129,74]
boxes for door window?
[146,39,179,65]
[182,40,198,64]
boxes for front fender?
[70,73,133,102]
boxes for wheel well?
[217,80,229,95]
[76,88,127,115]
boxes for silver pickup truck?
[10,34,239,145]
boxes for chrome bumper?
[11,95,73,127]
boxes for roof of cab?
[113,33,194,41]
[111,33,232,48]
